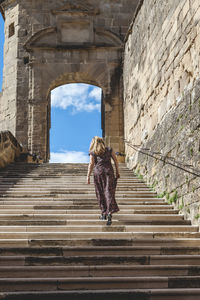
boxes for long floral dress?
[91,147,119,215]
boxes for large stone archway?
[0,0,139,161]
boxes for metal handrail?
[124,139,200,178]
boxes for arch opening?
[49,83,102,163]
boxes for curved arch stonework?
[0,0,139,161]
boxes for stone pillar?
[28,99,48,162]
[103,93,125,162]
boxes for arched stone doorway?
[0,0,139,161]
[30,64,124,161]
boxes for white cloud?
[89,87,102,102]
[51,83,101,113]
[50,151,89,163]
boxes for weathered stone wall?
[0,3,19,135]
[124,0,200,224]
[0,131,22,168]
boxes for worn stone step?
[28,238,200,247]
[1,265,200,278]
[0,225,196,233]
[1,276,200,291]
[1,254,200,266]
[0,198,166,204]
[1,246,200,257]
[0,205,174,210]
[2,209,176,215]
[0,183,148,187]
[1,289,200,300]
[0,175,140,179]
[0,193,158,198]
[0,186,150,190]
[0,184,151,189]
[0,214,184,221]
[0,210,179,216]
[0,202,169,209]
[0,219,190,226]
[0,238,199,248]
[0,231,199,240]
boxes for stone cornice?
[0,5,4,18]
[0,0,5,18]
[51,0,100,16]
[0,0,17,6]
[0,0,18,19]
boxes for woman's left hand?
[87,176,90,184]
[116,173,120,179]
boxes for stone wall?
[124,0,200,224]
[0,131,22,168]
[0,3,18,136]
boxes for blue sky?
[50,84,102,163]
[0,14,102,163]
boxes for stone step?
[1,254,200,266]
[1,289,200,300]
[1,169,130,172]
[0,219,191,226]
[0,188,151,193]
[0,231,199,240]
[0,198,166,203]
[0,181,145,185]
[0,182,148,186]
[0,167,129,171]
[0,225,196,233]
[0,183,149,187]
[0,265,200,278]
[0,209,179,215]
[0,205,174,210]
[0,172,136,175]
[0,201,168,208]
[0,183,148,187]
[0,276,200,291]
[0,238,200,248]
[1,246,200,256]
[0,192,158,198]
[0,171,133,175]
[0,214,184,221]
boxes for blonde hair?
[90,136,106,156]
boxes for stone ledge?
[0,131,22,168]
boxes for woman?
[87,136,120,225]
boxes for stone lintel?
[25,45,123,53]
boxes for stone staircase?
[0,163,200,299]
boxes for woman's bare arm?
[87,154,95,184]
[111,150,120,178]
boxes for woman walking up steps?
[87,136,120,225]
